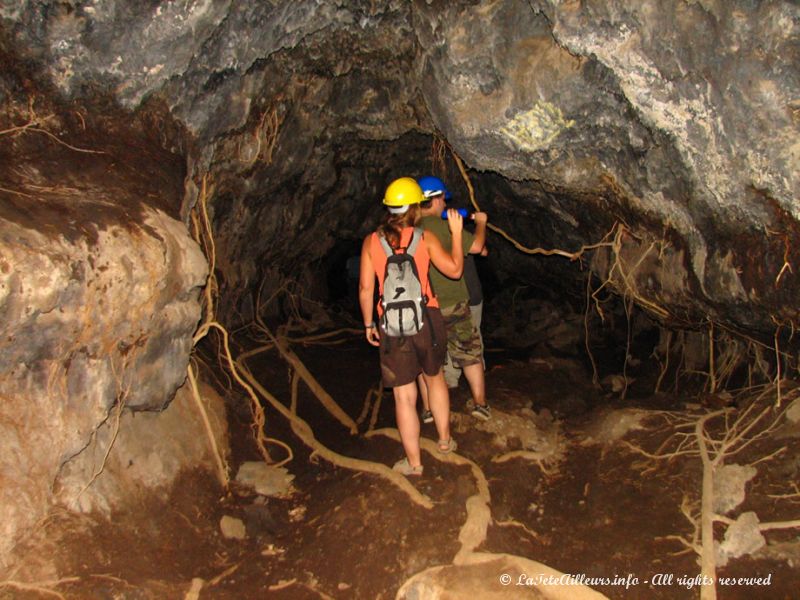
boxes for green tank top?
[419,215,474,309]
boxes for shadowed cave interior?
[1,2,799,599]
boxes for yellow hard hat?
[383,177,424,213]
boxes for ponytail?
[376,204,420,249]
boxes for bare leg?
[393,381,421,467]
[417,373,431,412]
[422,369,451,442]
[463,362,487,407]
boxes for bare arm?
[468,211,487,254]
[358,235,380,346]
[425,209,464,279]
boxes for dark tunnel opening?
[323,238,363,312]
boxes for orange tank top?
[370,227,439,316]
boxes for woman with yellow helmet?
[359,177,465,476]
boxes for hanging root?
[451,147,615,260]
[772,317,785,407]
[75,351,134,498]
[190,176,218,320]
[237,105,283,167]
[654,330,673,394]
[0,96,104,154]
[449,146,674,395]
[448,144,796,407]
[589,224,669,321]
[769,228,793,288]
[430,135,448,177]
[187,363,230,488]
[195,320,292,467]
[584,272,601,387]
[190,174,292,469]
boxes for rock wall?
[3,2,798,334]
[415,0,800,332]
[0,87,209,564]
[0,198,208,565]
[53,379,229,515]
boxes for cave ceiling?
[1,0,799,339]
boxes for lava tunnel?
[1,1,799,599]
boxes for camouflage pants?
[440,301,484,387]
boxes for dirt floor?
[4,333,800,600]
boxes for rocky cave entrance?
[2,2,799,599]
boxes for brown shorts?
[379,307,447,387]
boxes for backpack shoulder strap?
[379,228,420,256]
[377,233,394,257]
[406,227,423,256]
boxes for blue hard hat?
[417,175,452,201]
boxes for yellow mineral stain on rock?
[499,101,575,152]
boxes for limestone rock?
[235,461,295,497]
[52,380,229,513]
[398,552,609,599]
[786,398,800,424]
[0,120,207,566]
[713,463,757,515]
[581,408,650,446]
[220,515,247,540]
[716,511,766,567]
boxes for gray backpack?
[378,228,427,337]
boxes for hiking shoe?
[436,438,458,455]
[392,457,423,477]
[420,409,434,424]
[471,404,491,421]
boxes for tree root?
[395,553,609,599]
[189,176,293,468]
[0,96,104,154]
[622,386,799,600]
[495,518,541,540]
[356,380,384,433]
[187,363,230,488]
[236,359,433,509]
[451,148,613,261]
[0,577,79,599]
[367,429,609,598]
[183,577,204,600]
[247,324,358,434]
[758,519,800,531]
[267,578,334,599]
[366,428,491,561]
[195,320,291,466]
[491,450,556,476]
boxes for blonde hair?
[376,204,420,249]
